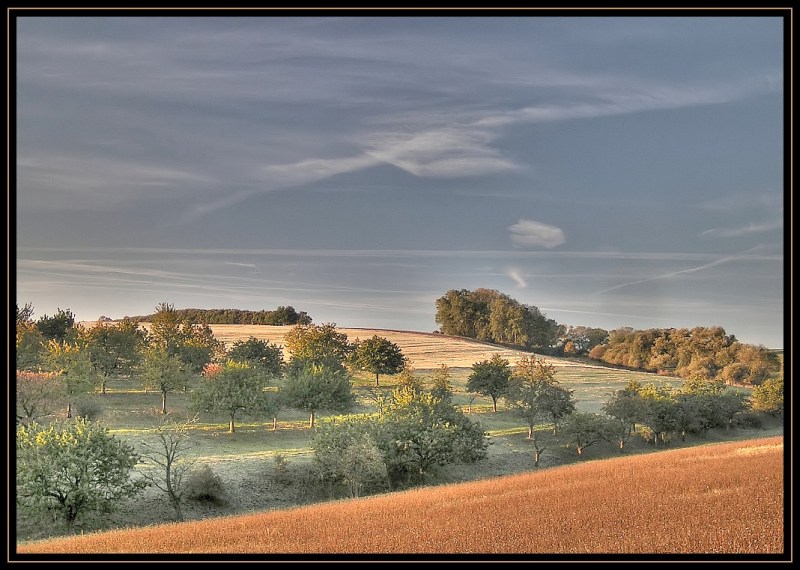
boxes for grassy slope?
[17,436,784,555]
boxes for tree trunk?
[309,411,315,428]
[527,425,533,440]
[375,373,380,387]
[272,417,277,431]
[101,380,107,395]
[66,401,72,419]
[229,416,235,433]
[172,499,183,523]
[619,440,625,452]
[577,446,583,458]
[161,391,167,414]
[492,397,497,413]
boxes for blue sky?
[14,14,786,348]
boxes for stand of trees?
[131,306,312,325]
[435,289,561,351]
[588,326,781,385]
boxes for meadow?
[15,325,783,549]
[17,436,784,555]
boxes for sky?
[13,13,787,348]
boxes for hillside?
[89,322,608,370]
[17,436,784,555]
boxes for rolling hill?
[17,436,784,556]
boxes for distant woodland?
[435,288,781,386]
[128,306,312,326]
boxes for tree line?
[128,305,312,325]
[466,354,782,464]
[587,326,781,386]
[434,289,781,386]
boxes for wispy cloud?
[506,267,528,289]
[508,219,566,249]
[363,127,519,178]
[701,218,783,238]
[589,253,757,296]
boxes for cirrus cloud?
[508,219,566,249]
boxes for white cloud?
[508,219,566,249]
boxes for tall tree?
[466,354,512,413]
[352,335,406,386]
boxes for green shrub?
[184,464,228,505]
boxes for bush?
[272,453,291,485]
[737,413,764,429]
[73,398,103,421]
[184,464,228,505]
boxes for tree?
[430,364,454,414]
[284,323,353,366]
[36,308,76,343]
[43,340,98,418]
[16,371,64,424]
[16,324,45,371]
[148,302,187,357]
[16,301,35,324]
[717,390,749,429]
[227,336,284,376]
[16,303,44,371]
[82,319,144,395]
[602,381,646,451]
[507,355,556,439]
[192,360,277,433]
[16,419,147,528]
[352,335,406,386]
[281,358,354,428]
[560,413,614,458]
[466,354,512,412]
[638,384,679,446]
[375,385,487,486]
[139,414,198,521]
[140,346,191,414]
[180,323,223,375]
[751,376,783,417]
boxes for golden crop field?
[18,436,784,555]
[110,322,610,370]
